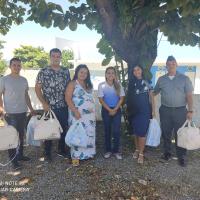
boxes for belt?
[161,105,186,109]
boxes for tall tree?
[13,45,49,69]
[0,40,7,75]
[62,49,74,68]
[0,40,5,59]
[0,1,200,78]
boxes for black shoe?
[18,156,31,161]
[45,154,52,162]
[56,151,69,159]
[178,158,186,167]
[161,153,171,161]
[12,162,22,170]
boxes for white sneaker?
[114,153,122,160]
[104,152,112,159]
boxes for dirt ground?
[0,122,200,200]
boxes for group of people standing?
[0,48,193,170]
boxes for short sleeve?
[153,77,161,94]
[36,70,44,85]
[120,84,125,96]
[25,78,29,90]
[66,69,71,82]
[0,77,4,94]
[97,83,104,98]
[185,76,193,93]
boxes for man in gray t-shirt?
[0,58,35,170]
[154,56,193,167]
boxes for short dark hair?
[49,48,62,57]
[166,55,176,63]
[10,57,21,66]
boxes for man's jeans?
[44,107,68,156]
[101,107,121,153]
[5,112,27,164]
[159,105,187,159]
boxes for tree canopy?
[0,0,200,77]
[14,45,49,69]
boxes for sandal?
[133,150,139,159]
[137,153,144,164]
[72,159,80,167]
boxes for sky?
[1,5,200,64]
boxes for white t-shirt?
[98,81,125,107]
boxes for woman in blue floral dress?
[65,64,96,166]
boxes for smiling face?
[50,52,61,67]
[105,68,116,83]
[166,60,177,74]
[133,66,143,79]
[10,60,21,75]
[77,67,88,82]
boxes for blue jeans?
[101,107,121,153]
[44,107,68,155]
[5,112,27,164]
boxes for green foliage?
[61,49,74,68]
[0,0,200,76]
[13,45,49,69]
[0,40,7,74]
[0,40,5,59]
[0,60,7,75]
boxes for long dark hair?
[73,64,93,90]
[132,65,145,80]
[105,66,121,96]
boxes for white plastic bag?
[0,119,20,166]
[146,118,161,147]
[26,116,41,146]
[0,119,19,151]
[34,110,62,140]
[65,120,88,148]
[177,120,200,150]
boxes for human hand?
[74,109,81,120]
[186,111,193,121]
[30,109,37,116]
[152,111,156,118]
[0,107,4,116]
[42,102,50,112]
[109,109,117,116]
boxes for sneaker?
[161,153,171,161]
[56,151,69,159]
[114,153,122,160]
[104,152,112,159]
[18,156,31,161]
[12,162,22,170]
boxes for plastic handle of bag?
[50,110,63,132]
[0,116,8,127]
[180,119,190,129]
[191,121,196,128]
[39,111,50,121]
[187,120,196,128]
[0,132,20,167]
